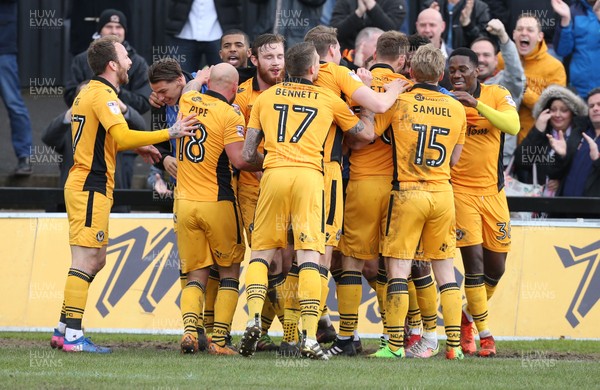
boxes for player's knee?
[411,260,431,278]
[485,264,505,280]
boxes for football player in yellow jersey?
[52,36,197,353]
[239,42,376,360]
[176,63,262,355]
[448,48,520,358]
[373,44,467,360]
[326,30,412,357]
[303,25,409,349]
[233,34,292,352]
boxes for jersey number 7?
[273,104,318,143]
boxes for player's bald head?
[209,63,239,89]
[208,62,239,103]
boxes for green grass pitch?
[1,332,599,389]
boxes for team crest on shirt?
[456,229,465,241]
[236,125,245,138]
[231,103,241,115]
[505,95,517,107]
[107,101,120,115]
[349,71,362,82]
[96,231,105,243]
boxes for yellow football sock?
[414,274,437,332]
[59,300,66,325]
[464,273,489,333]
[261,300,276,335]
[283,263,300,343]
[337,270,362,337]
[407,277,423,332]
[64,268,93,332]
[385,278,409,352]
[181,280,205,335]
[484,274,500,300]
[212,278,239,347]
[245,258,269,322]
[298,262,321,339]
[319,266,330,316]
[367,278,376,293]
[331,267,342,288]
[439,282,462,349]
[203,267,220,334]
[268,272,286,322]
[376,262,387,335]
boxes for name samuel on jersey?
[413,104,452,117]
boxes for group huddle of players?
[172,24,518,362]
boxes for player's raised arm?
[351,78,409,113]
[181,66,212,94]
[110,113,198,151]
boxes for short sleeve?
[224,105,246,145]
[495,85,518,112]
[335,65,364,98]
[94,90,127,131]
[332,96,360,132]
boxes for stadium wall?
[2,214,599,339]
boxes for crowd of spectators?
[1,0,598,206]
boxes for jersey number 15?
[412,123,450,167]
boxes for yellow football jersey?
[233,77,263,188]
[65,77,128,199]
[451,83,518,196]
[314,62,364,163]
[247,79,359,171]
[349,64,413,180]
[375,83,466,191]
[176,90,245,201]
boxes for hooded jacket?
[499,39,567,144]
[63,41,151,114]
[514,85,588,185]
[553,0,600,99]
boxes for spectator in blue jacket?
[552,0,600,99]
